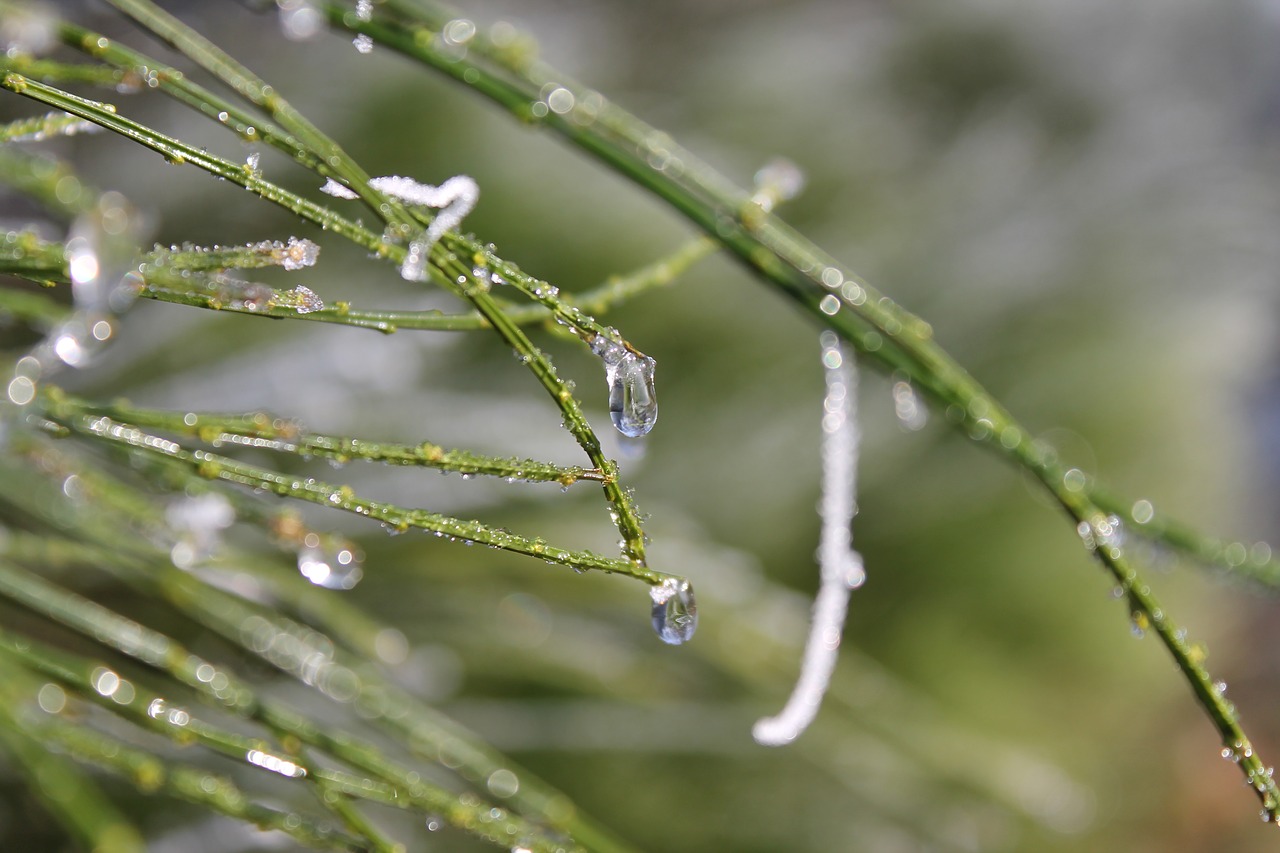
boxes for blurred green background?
[6,0,1280,850]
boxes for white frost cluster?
[753,331,864,746]
[321,174,479,282]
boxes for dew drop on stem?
[591,334,657,437]
[650,577,697,644]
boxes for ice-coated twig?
[321,174,478,281]
[753,331,864,746]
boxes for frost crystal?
[279,236,320,270]
[320,174,479,282]
[753,331,864,746]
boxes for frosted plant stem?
[754,333,864,746]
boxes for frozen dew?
[355,0,373,21]
[754,331,865,746]
[353,33,374,54]
[651,577,697,644]
[590,334,658,437]
[281,236,320,270]
[271,284,325,314]
[297,538,364,589]
[244,152,261,179]
[319,178,358,200]
[320,174,479,282]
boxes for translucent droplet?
[650,578,697,644]
[591,336,658,437]
[297,542,363,589]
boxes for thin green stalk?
[0,52,131,88]
[0,444,636,853]
[104,0,418,231]
[40,400,660,581]
[0,146,100,218]
[69,395,601,485]
[1,71,651,567]
[0,625,404,811]
[0,284,68,328]
[0,556,583,853]
[1088,483,1280,587]
[441,254,650,566]
[0,109,98,143]
[0,73,387,252]
[0,638,356,851]
[0,655,145,853]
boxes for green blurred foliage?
[4,0,1280,850]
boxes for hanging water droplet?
[650,577,697,644]
[297,540,363,589]
[591,335,657,437]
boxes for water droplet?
[297,541,364,589]
[591,336,657,437]
[650,578,697,644]
[819,294,840,315]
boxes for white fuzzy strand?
[753,331,864,746]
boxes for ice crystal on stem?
[321,174,479,281]
[753,331,864,745]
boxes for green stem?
[70,395,601,485]
[40,399,660,581]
